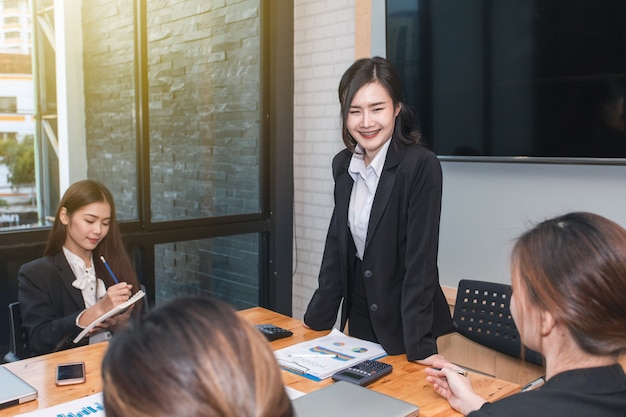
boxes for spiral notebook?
[0,366,38,409]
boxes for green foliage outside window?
[0,134,35,186]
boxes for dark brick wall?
[81,0,262,308]
[82,0,137,221]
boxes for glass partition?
[147,0,262,222]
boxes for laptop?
[292,381,419,417]
[0,366,38,409]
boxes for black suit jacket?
[304,138,454,361]
[470,365,626,417]
[18,252,89,355]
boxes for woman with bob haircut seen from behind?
[426,211,626,416]
[102,295,294,417]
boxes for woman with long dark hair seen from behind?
[102,296,294,417]
[426,212,626,416]
[19,179,140,355]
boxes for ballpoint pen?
[100,256,120,284]
[432,367,468,377]
[521,376,545,392]
[289,353,337,358]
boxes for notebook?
[292,380,419,417]
[0,366,38,409]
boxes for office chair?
[3,302,32,363]
[453,279,543,366]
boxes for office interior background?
[2,0,626,353]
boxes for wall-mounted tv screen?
[386,0,626,162]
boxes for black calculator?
[332,359,393,386]
[255,324,293,341]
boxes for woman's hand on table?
[425,361,487,416]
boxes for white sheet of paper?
[274,329,387,379]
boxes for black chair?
[3,302,32,363]
[453,279,543,366]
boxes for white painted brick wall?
[293,0,356,320]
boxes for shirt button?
[370,304,378,312]
[363,269,373,278]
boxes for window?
[0,0,293,354]
[0,97,17,113]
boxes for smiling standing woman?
[304,56,454,364]
[18,180,140,355]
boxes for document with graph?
[15,392,104,416]
[273,329,387,380]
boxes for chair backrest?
[453,279,543,366]
[3,302,32,362]
[139,284,149,312]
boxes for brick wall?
[292,0,356,319]
[82,0,137,220]
[82,0,262,309]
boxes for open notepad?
[274,329,387,380]
[73,290,145,343]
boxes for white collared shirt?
[63,247,111,342]
[63,247,106,308]
[347,139,391,260]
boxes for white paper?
[16,392,105,416]
[284,386,305,399]
[274,329,387,380]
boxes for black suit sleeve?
[18,257,85,355]
[304,151,352,330]
[400,150,446,360]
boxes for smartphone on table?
[55,361,86,386]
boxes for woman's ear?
[539,308,556,337]
[395,102,402,118]
[59,207,69,225]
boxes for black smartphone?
[55,361,86,386]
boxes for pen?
[521,376,545,392]
[288,353,337,358]
[100,256,120,284]
[432,367,468,377]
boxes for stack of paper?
[274,329,387,380]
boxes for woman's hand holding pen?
[425,361,486,416]
[78,282,133,328]
[99,282,133,310]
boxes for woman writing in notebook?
[304,56,453,364]
[426,212,626,416]
[19,179,141,355]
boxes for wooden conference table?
[0,307,520,417]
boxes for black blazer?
[304,138,453,361]
[470,365,626,417]
[18,252,89,355]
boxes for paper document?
[274,329,387,380]
[284,386,305,399]
[16,392,104,416]
[73,290,145,343]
